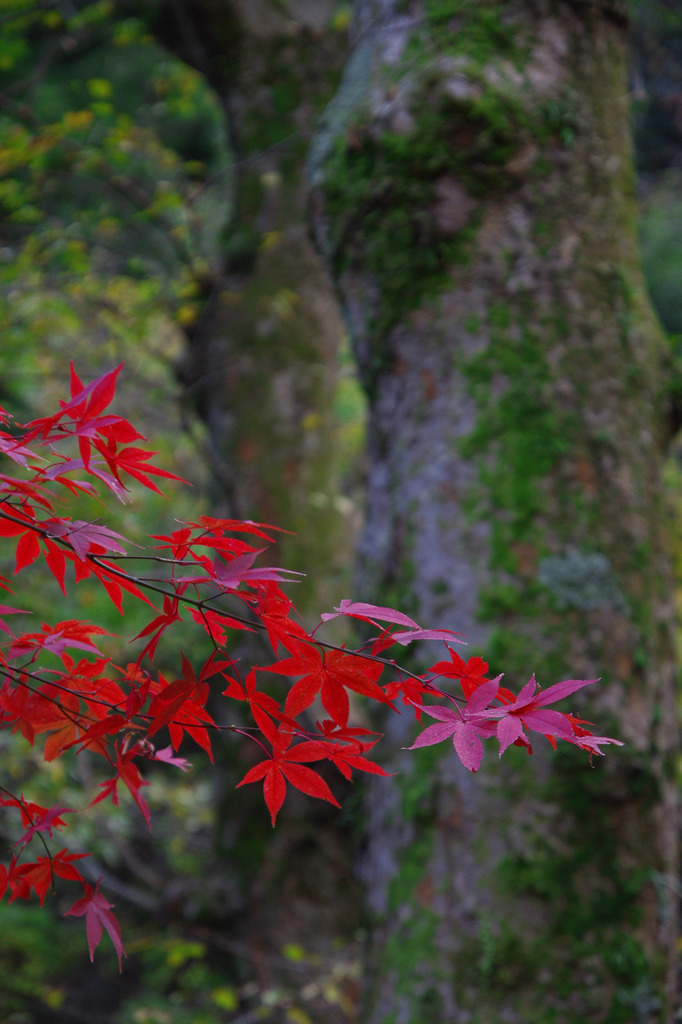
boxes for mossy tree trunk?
[147,3,366,1007]
[310,1,679,1021]
[155,0,352,608]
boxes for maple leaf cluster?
[0,365,622,969]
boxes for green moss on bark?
[316,1,677,1020]
[377,830,444,1024]
[320,48,536,383]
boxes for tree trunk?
[310,1,679,1021]
[156,0,353,609]
[148,5,367,1013]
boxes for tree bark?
[310,1,679,1020]
[147,4,367,1012]
[155,0,353,609]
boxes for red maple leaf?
[7,620,110,661]
[90,745,151,828]
[222,668,283,745]
[188,606,255,645]
[255,581,309,654]
[237,730,341,825]
[429,647,516,703]
[264,642,388,727]
[8,849,87,906]
[406,678,504,772]
[26,686,82,761]
[43,518,128,562]
[209,549,303,590]
[146,656,216,759]
[318,737,390,781]
[133,596,182,661]
[65,878,126,970]
[320,599,461,651]
[481,675,622,756]
[383,675,431,721]
[91,437,185,495]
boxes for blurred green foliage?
[639,173,682,335]
[0,5,236,1019]
[0,2,229,423]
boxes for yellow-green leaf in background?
[211,987,239,1011]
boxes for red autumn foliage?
[0,365,621,968]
